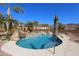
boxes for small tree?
[0,13,6,30]
[26,22,34,32]
[58,23,65,33]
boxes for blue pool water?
[16,34,62,49]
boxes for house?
[33,25,50,31]
[22,24,51,31]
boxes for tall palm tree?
[53,15,59,54]
[6,5,24,33]
[0,4,24,41]
[53,15,59,36]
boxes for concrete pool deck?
[1,34,79,56]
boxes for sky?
[0,3,79,25]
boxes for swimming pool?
[16,34,62,49]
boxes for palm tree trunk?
[7,6,11,33]
[53,16,59,54]
[53,16,58,36]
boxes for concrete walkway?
[0,42,11,56]
[1,34,79,56]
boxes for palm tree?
[0,4,24,41]
[53,15,59,54]
[53,15,59,36]
[6,5,24,33]
[13,6,24,13]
